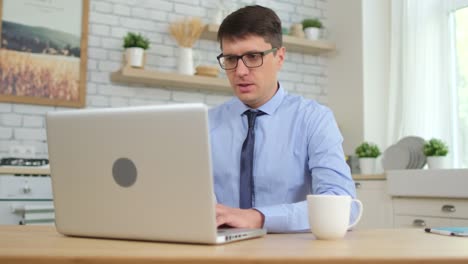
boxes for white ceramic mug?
[307,194,363,240]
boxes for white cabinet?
[387,169,468,228]
[392,197,468,228]
[354,180,393,229]
[0,175,53,225]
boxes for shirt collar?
[232,83,286,116]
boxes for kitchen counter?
[0,168,383,180]
[0,166,50,175]
[352,173,386,180]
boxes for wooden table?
[1,226,468,263]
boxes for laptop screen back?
[46,104,219,244]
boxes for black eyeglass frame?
[216,47,278,70]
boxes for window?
[454,7,468,168]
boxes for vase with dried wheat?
[169,18,205,75]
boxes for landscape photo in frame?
[0,0,89,107]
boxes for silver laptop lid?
[46,103,220,244]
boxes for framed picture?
[0,0,89,108]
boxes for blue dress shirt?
[208,84,358,233]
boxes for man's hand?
[215,204,265,229]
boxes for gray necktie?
[239,110,265,209]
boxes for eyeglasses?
[216,48,278,70]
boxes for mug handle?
[348,199,363,229]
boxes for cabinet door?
[394,215,449,228]
[394,216,468,228]
[355,180,393,229]
[393,198,468,219]
[392,198,468,228]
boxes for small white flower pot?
[304,27,320,40]
[359,158,376,175]
[426,156,448,169]
[125,47,145,68]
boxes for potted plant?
[302,18,323,40]
[355,142,381,175]
[423,138,449,169]
[123,32,150,68]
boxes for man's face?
[221,35,285,109]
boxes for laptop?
[46,103,266,244]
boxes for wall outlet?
[9,145,36,158]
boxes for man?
[209,5,357,233]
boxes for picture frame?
[0,0,89,108]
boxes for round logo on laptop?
[112,158,137,187]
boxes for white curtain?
[451,0,468,168]
[387,0,456,165]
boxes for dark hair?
[217,5,282,49]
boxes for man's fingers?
[216,204,228,226]
[216,214,226,226]
[215,204,262,229]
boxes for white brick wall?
[0,0,328,158]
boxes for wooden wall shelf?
[200,24,336,55]
[111,24,335,91]
[111,67,232,92]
